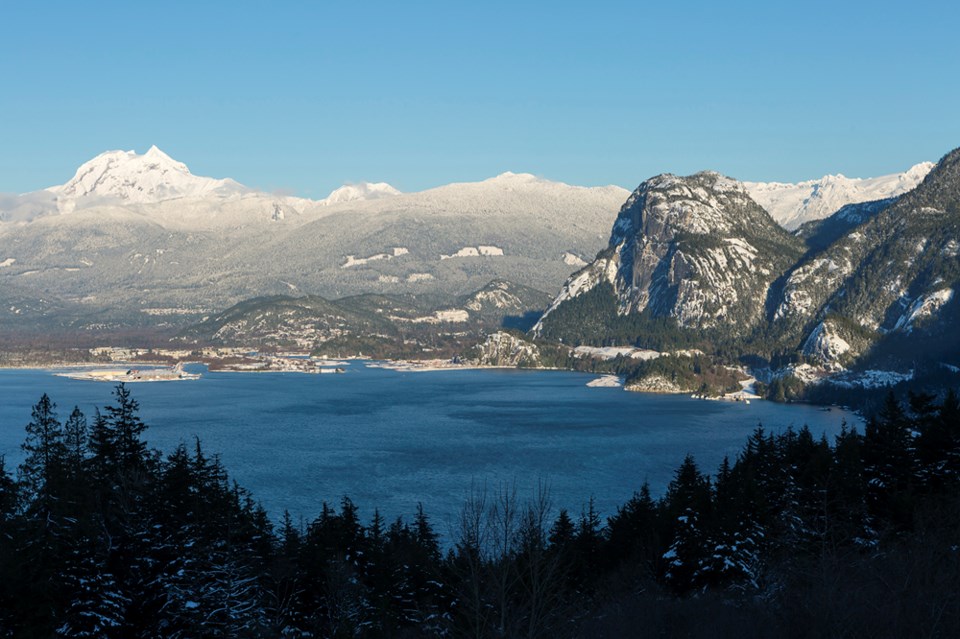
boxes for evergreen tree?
[547,509,575,549]
[104,384,148,474]
[56,542,128,639]
[63,407,88,482]
[88,408,116,484]
[605,482,660,574]
[662,455,712,594]
[863,393,915,530]
[19,393,66,503]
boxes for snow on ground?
[723,377,761,401]
[562,252,587,267]
[342,253,389,268]
[802,321,851,365]
[586,375,623,388]
[440,246,505,260]
[574,345,661,360]
[406,273,434,283]
[341,247,409,268]
[830,370,914,389]
[441,247,479,259]
[894,288,954,332]
[0,258,14,267]
[427,309,470,323]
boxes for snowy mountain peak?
[490,171,538,181]
[744,162,933,230]
[53,146,243,211]
[144,144,172,160]
[904,161,936,181]
[321,182,401,206]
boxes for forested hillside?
[0,387,957,637]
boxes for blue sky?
[1,1,957,197]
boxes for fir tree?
[19,393,66,503]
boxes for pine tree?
[19,394,66,503]
[547,509,575,550]
[863,393,915,530]
[605,482,660,574]
[662,455,712,594]
[104,384,148,474]
[88,408,116,484]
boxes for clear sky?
[1,0,957,197]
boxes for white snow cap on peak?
[488,171,540,183]
[744,161,934,230]
[321,182,401,206]
[53,146,243,209]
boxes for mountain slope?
[180,279,552,356]
[779,147,960,368]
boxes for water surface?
[0,365,858,533]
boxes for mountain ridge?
[534,146,960,399]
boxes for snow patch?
[894,288,954,332]
[562,252,587,267]
[587,375,623,388]
[831,370,914,389]
[440,246,504,260]
[574,345,661,361]
[0,258,14,267]
[341,248,408,268]
[406,273,434,283]
[411,309,470,324]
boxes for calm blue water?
[0,364,858,533]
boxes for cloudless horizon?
[1,1,957,198]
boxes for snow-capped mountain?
[320,182,401,205]
[0,148,627,329]
[52,145,246,213]
[744,162,933,230]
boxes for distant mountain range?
[743,162,933,230]
[0,147,626,332]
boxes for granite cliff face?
[535,171,803,338]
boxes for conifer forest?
[0,385,958,637]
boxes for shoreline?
[3,358,771,404]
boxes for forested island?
[0,385,957,637]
